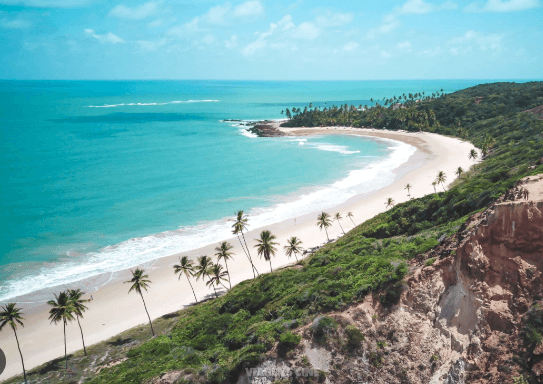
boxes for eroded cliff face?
[245,175,543,384]
[360,174,543,384]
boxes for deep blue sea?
[0,80,486,302]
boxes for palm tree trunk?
[186,274,198,303]
[63,320,68,369]
[349,218,356,227]
[338,222,345,235]
[224,259,232,289]
[294,252,299,262]
[324,228,330,242]
[268,259,273,273]
[76,315,87,356]
[241,231,259,277]
[13,329,27,383]
[237,234,256,279]
[139,292,155,336]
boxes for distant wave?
[0,137,415,303]
[88,100,219,108]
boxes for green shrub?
[425,257,436,267]
[344,325,365,350]
[312,316,337,339]
[277,331,301,355]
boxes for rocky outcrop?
[247,123,286,137]
[525,105,543,119]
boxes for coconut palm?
[284,236,304,262]
[254,230,278,273]
[207,263,229,297]
[347,212,356,226]
[385,198,395,209]
[316,212,333,242]
[334,213,346,235]
[125,268,154,336]
[404,183,412,197]
[0,303,27,383]
[215,241,234,289]
[232,210,259,278]
[432,181,437,193]
[67,289,88,356]
[468,149,478,162]
[435,171,447,191]
[455,166,464,179]
[173,256,198,303]
[48,291,75,369]
[194,255,217,297]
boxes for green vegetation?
[5,82,543,384]
[425,257,436,267]
[344,325,365,350]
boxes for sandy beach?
[0,127,478,381]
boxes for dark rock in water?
[247,124,286,137]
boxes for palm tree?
[347,212,356,226]
[0,303,27,383]
[215,241,234,289]
[67,289,88,356]
[468,149,478,162]
[195,255,217,298]
[173,256,198,303]
[207,264,229,297]
[48,291,75,369]
[385,198,395,209]
[404,183,412,197]
[334,213,346,235]
[125,268,154,336]
[316,212,332,242]
[455,166,464,179]
[435,171,447,191]
[254,230,278,273]
[432,181,437,193]
[284,236,304,262]
[232,210,259,278]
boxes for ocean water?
[0,80,485,302]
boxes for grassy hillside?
[4,82,543,384]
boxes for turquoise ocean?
[0,80,485,302]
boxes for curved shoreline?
[0,128,478,381]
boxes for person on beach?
[525,189,529,200]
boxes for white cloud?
[398,0,458,14]
[225,35,238,48]
[366,14,400,39]
[293,21,320,40]
[233,0,264,17]
[447,30,503,53]
[137,38,169,51]
[242,39,266,56]
[381,50,392,58]
[315,11,353,27]
[85,29,124,44]
[397,40,412,50]
[0,17,32,29]
[168,0,264,38]
[465,0,539,12]
[109,1,160,20]
[343,42,358,52]
[0,0,90,7]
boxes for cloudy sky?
[0,0,541,79]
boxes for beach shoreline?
[0,126,478,381]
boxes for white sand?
[0,127,478,381]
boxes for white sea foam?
[87,100,219,108]
[0,138,415,303]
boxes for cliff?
[235,175,543,384]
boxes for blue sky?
[0,0,541,79]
